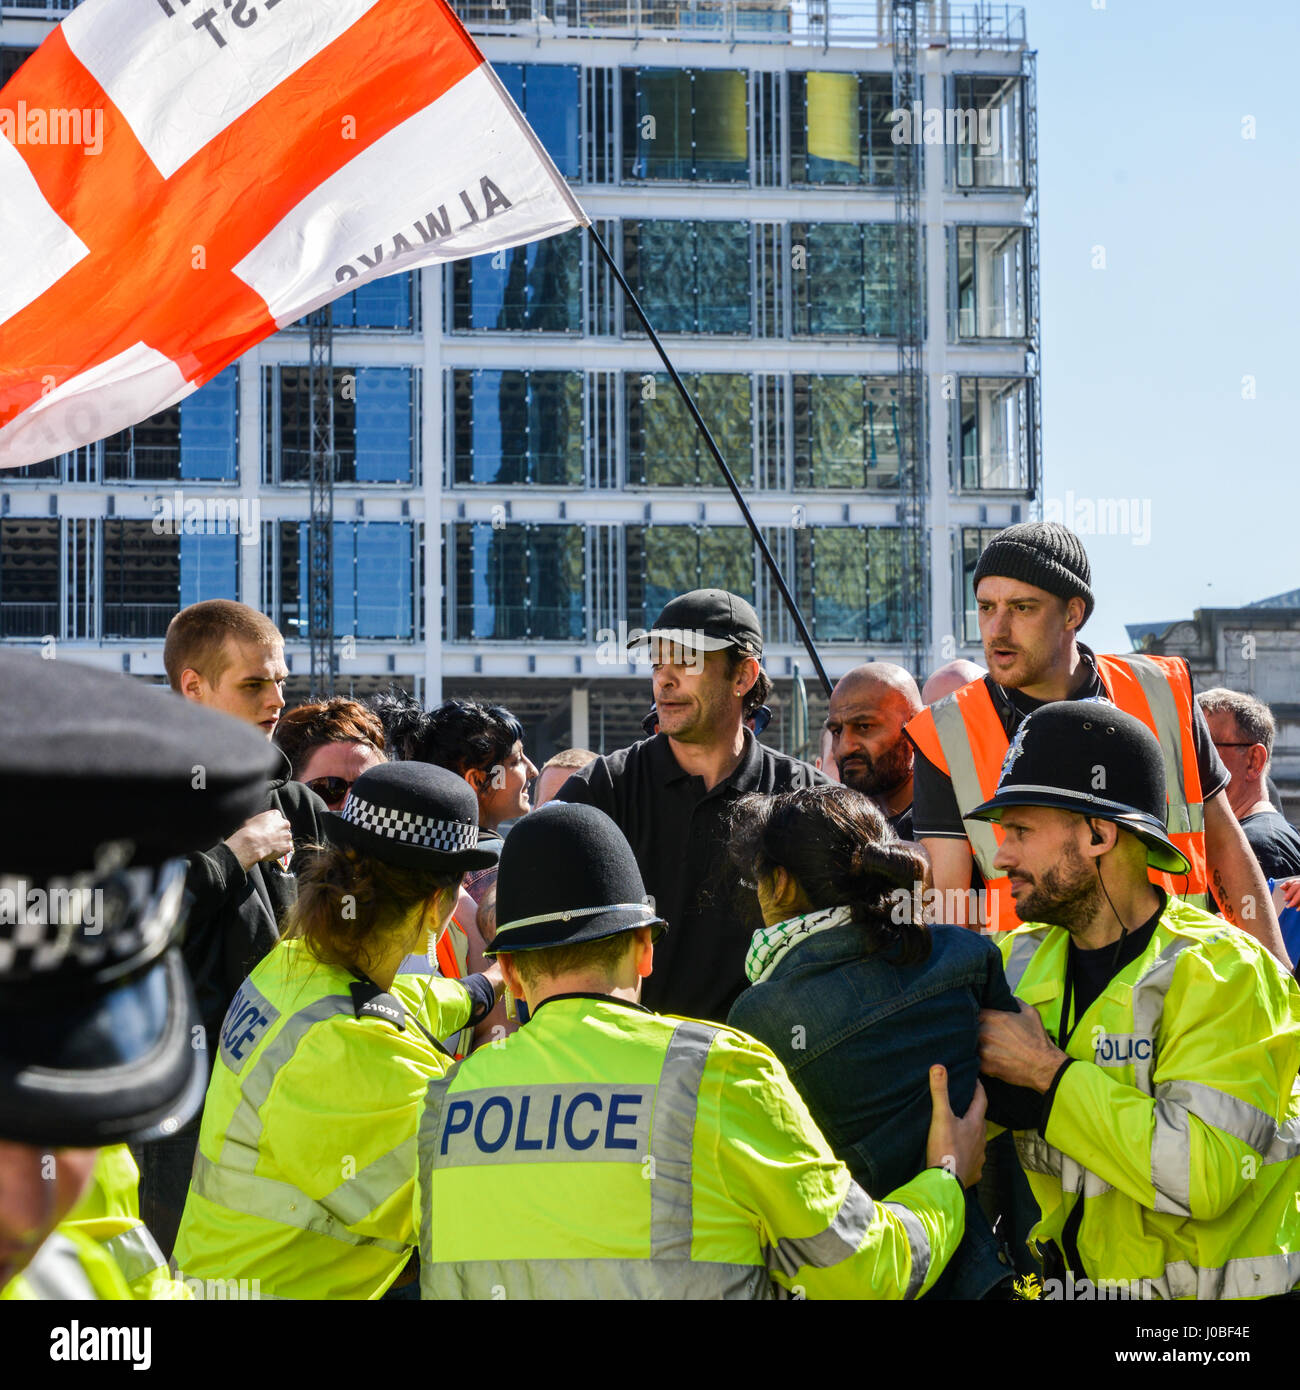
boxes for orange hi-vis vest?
[906,654,1208,933]
[434,892,476,1058]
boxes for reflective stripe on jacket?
[1,1229,136,1301]
[173,937,472,1299]
[907,654,1208,931]
[60,1145,188,1300]
[999,898,1300,1299]
[414,996,965,1300]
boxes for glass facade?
[622,220,751,335]
[627,525,753,629]
[331,274,416,331]
[497,64,582,179]
[450,229,583,333]
[278,521,415,640]
[793,375,901,489]
[788,72,897,186]
[954,226,1027,339]
[795,526,905,642]
[453,523,585,641]
[626,372,752,487]
[269,366,415,484]
[953,75,1025,188]
[8,20,1036,684]
[791,223,899,337]
[622,68,749,182]
[0,519,60,639]
[452,370,584,487]
[958,377,1033,491]
[97,366,238,482]
[102,521,238,639]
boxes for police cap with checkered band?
[324,761,501,873]
[0,648,274,1147]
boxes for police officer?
[173,762,505,1299]
[0,649,272,1299]
[414,801,987,1300]
[973,701,1300,1299]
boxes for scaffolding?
[307,306,336,697]
[891,0,929,679]
[1022,44,1043,520]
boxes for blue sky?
[1014,0,1299,652]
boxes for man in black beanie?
[904,522,1289,968]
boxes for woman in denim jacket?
[726,784,1018,1300]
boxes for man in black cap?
[0,649,272,1299]
[555,588,823,1021]
[905,522,1289,966]
[414,800,987,1300]
[971,701,1300,1300]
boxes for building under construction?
[0,0,1040,759]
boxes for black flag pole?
[586,224,833,700]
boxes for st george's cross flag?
[0,0,587,469]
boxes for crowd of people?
[2,520,1298,1304]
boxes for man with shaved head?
[921,660,986,707]
[824,663,922,839]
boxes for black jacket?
[182,746,328,1052]
[556,731,825,1022]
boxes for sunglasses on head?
[305,776,355,804]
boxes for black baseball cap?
[630,589,764,659]
[0,650,274,1147]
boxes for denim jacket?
[728,920,1018,1300]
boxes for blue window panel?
[522,66,580,179]
[354,522,412,639]
[495,62,524,107]
[468,371,506,483]
[180,366,237,480]
[355,367,413,482]
[297,522,412,639]
[179,531,238,608]
[349,275,412,329]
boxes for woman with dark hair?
[726,782,1018,1300]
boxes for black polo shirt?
[555,731,825,1022]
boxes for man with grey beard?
[825,663,922,840]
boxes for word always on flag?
[0,0,587,470]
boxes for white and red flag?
[0,0,587,469]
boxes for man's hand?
[924,1064,987,1188]
[978,1001,1068,1093]
[224,809,294,872]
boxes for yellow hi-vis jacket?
[173,937,474,1299]
[414,996,965,1299]
[1000,898,1300,1299]
[1,1146,181,1302]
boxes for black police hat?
[0,650,274,1148]
[486,802,666,956]
[324,761,500,873]
[631,588,764,659]
[966,699,1190,875]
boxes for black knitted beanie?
[972,522,1095,624]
